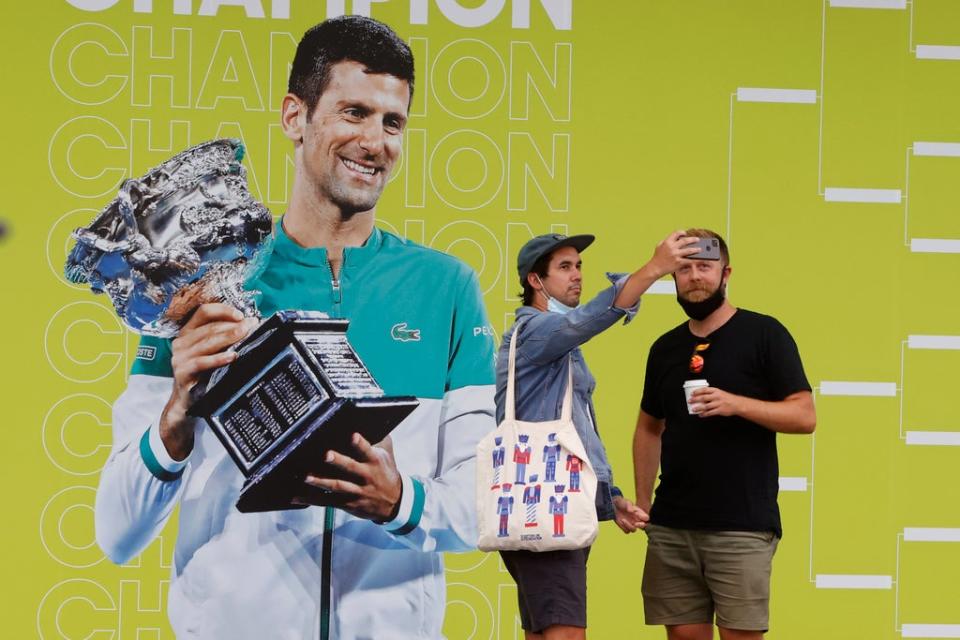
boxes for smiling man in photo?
[95,16,496,640]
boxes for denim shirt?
[494,273,639,521]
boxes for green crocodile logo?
[391,322,421,342]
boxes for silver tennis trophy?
[66,139,417,513]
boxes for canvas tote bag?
[476,322,599,552]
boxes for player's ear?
[281,94,307,143]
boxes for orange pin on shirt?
[688,342,710,374]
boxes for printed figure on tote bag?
[566,455,583,492]
[514,434,532,484]
[549,486,568,538]
[523,475,542,528]
[477,230,702,639]
[497,484,515,537]
[492,436,506,489]
[543,433,561,482]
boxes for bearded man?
[632,228,816,640]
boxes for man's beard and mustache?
[676,281,726,321]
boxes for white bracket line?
[908,0,915,53]
[824,187,902,203]
[905,143,960,250]
[736,88,817,103]
[728,87,817,244]
[820,381,898,396]
[896,532,903,631]
[647,280,676,295]
[829,0,906,8]
[905,431,960,446]
[818,0,906,191]
[815,574,893,589]
[819,2,920,204]
[900,336,960,440]
[807,387,899,585]
[902,625,960,638]
[779,477,809,492]
[914,142,960,156]
[896,530,960,635]
[808,428,817,582]
[911,2,960,59]
[904,528,960,542]
[905,146,913,245]
[907,335,960,349]
[804,388,878,585]
[911,239,960,254]
[727,92,735,244]
[916,45,960,60]
[818,0,827,195]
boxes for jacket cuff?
[382,475,425,536]
[606,272,640,324]
[139,424,188,482]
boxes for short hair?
[684,228,730,266]
[288,16,415,119]
[519,252,553,306]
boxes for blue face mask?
[547,296,577,315]
[536,275,579,314]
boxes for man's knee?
[718,627,764,640]
[541,624,585,640]
[667,623,714,640]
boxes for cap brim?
[517,234,597,284]
[552,234,595,254]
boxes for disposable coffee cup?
[683,379,709,415]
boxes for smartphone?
[686,237,721,261]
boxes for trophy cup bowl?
[64,138,273,336]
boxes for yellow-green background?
[3,1,958,638]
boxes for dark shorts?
[499,547,591,633]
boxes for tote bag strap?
[559,354,574,422]
[504,318,530,422]
[505,318,576,424]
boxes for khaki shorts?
[642,524,779,631]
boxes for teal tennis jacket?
[95,223,496,639]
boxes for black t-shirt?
[640,309,811,537]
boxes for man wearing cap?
[495,231,700,640]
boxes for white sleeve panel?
[386,384,495,552]
[95,374,186,564]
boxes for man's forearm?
[734,392,816,434]
[614,262,664,310]
[632,426,662,513]
[159,401,194,461]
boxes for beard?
[676,281,726,321]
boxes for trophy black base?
[236,396,417,513]
[189,310,419,513]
